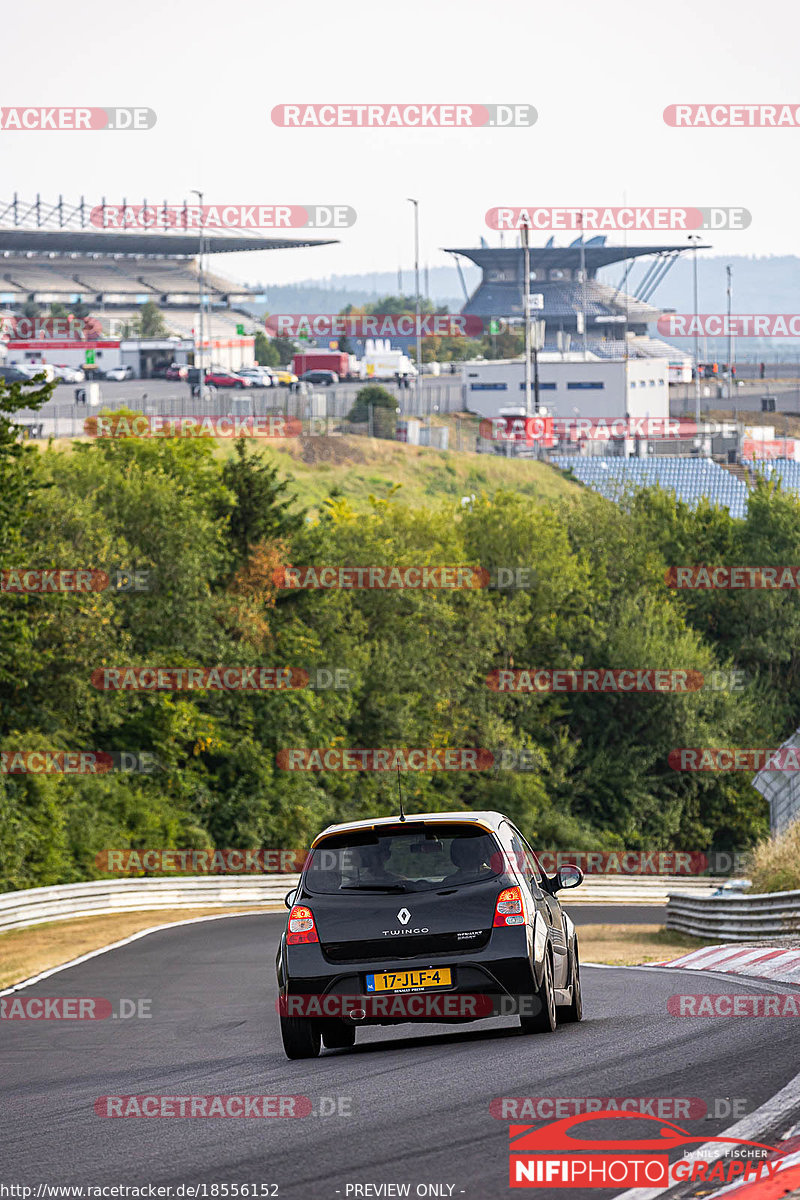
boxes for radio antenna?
[396,766,406,822]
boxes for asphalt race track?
[563,904,666,925]
[3,912,799,1199]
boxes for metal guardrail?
[0,874,721,933]
[570,877,719,905]
[0,876,301,933]
[666,889,800,941]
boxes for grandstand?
[0,195,338,363]
[444,237,703,371]
[551,455,749,518]
[758,461,800,490]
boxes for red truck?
[292,351,350,380]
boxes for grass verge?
[576,924,724,966]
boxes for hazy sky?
[3,0,800,288]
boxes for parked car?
[204,370,252,389]
[710,878,752,896]
[53,364,85,383]
[149,362,172,379]
[276,808,583,1058]
[299,369,339,386]
[237,367,276,387]
[165,363,188,381]
[12,362,56,382]
[273,369,298,388]
[104,365,135,382]
[0,364,37,383]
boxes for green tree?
[346,385,397,438]
[220,440,305,565]
[138,301,171,338]
[0,375,55,727]
[254,330,279,367]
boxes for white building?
[461,353,670,422]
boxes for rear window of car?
[303,823,504,894]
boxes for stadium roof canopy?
[443,240,712,329]
[0,229,337,256]
[0,196,338,256]
[444,244,710,274]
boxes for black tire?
[279,1015,321,1059]
[559,942,583,1023]
[321,1021,356,1050]
[520,951,557,1034]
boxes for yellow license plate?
[366,968,452,993]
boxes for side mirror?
[284,889,297,909]
[555,864,583,891]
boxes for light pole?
[407,198,422,414]
[191,189,205,402]
[521,221,532,417]
[688,233,702,424]
[726,264,733,404]
[578,213,588,358]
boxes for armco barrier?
[0,876,302,933]
[567,876,718,905]
[0,873,720,934]
[666,888,800,941]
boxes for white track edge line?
[613,1066,800,1200]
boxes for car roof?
[311,810,510,847]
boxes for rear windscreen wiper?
[339,883,408,892]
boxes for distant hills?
[240,254,800,356]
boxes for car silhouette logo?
[509,1110,780,1155]
[397,908,411,924]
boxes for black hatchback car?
[275,810,583,1058]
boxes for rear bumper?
[277,927,540,1026]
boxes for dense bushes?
[5,386,800,888]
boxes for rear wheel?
[321,1021,356,1050]
[279,1015,321,1059]
[559,943,583,1023]
[520,951,557,1034]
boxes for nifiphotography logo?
[508,1110,784,1188]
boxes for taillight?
[287,904,319,944]
[493,886,526,927]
